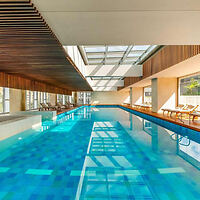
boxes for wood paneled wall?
[121,45,200,89]
[0,72,72,95]
[143,45,200,78]
[0,0,92,93]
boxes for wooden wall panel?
[0,0,92,93]
[124,77,142,88]
[0,72,72,95]
[121,45,200,89]
[143,45,200,78]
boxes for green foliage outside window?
[184,78,200,95]
[180,75,200,96]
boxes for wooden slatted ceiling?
[0,0,92,93]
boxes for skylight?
[81,45,157,65]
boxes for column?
[9,89,26,112]
[151,78,177,113]
[129,87,133,106]
[49,93,56,105]
[72,92,78,105]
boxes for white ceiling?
[32,0,200,45]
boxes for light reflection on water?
[0,106,199,199]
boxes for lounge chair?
[173,105,199,121]
[47,102,57,110]
[134,103,151,110]
[56,102,66,110]
[162,104,185,115]
[61,103,69,109]
[141,103,152,110]
[40,103,49,111]
[189,111,200,122]
[66,102,74,108]
[133,104,142,108]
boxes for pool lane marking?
[0,167,10,173]
[25,169,53,175]
[158,167,185,174]
[0,166,186,176]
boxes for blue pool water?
[0,106,200,199]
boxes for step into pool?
[0,106,200,200]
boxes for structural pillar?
[151,78,177,113]
[72,92,78,105]
[129,87,133,106]
[21,90,26,111]
[49,93,56,105]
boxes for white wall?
[179,96,200,107]
[91,91,130,105]
[151,78,177,112]
[64,46,86,76]
[131,87,143,105]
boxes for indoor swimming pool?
[0,106,200,200]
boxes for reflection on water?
[0,106,200,199]
[78,107,200,200]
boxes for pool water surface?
[0,106,200,200]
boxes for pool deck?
[121,105,200,132]
[56,104,200,132]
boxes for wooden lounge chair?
[174,105,199,121]
[47,102,57,110]
[162,104,185,115]
[133,104,142,108]
[56,102,66,110]
[168,105,189,117]
[189,111,200,122]
[40,103,49,111]
[66,102,74,108]
[61,103,69,109]
[141,104,152,110]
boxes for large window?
[57,94,64,104]
[0,87,10,113]
[144,86,152,104]
[26,91,34,110]
[180,74,200,96]
[78,92,91,105]
[179,73,200,106]
[26,91,49,110]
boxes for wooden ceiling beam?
[0,0,92,92]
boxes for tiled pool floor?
[0,107,200,200]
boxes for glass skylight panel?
[81,45,157,66]
[91,76,122,80]
[106,58,121,63]
[128,52,143,57]
[88,59,103,64]
[132,45,150,51]
[123,57,138,63]
[87,54,104,59]
[108,46,128,52]
[85,46,105,53]
[107,52,124,58]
